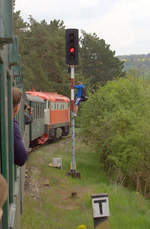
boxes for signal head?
[65,29,79,65]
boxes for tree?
[79,31,124,90]
[13,12,70,95]
[80,77,150,193]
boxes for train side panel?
[50,102,70,125]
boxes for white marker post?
[91,193,110,229]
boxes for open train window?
[39,104,41,118]
[40,104,43,119]
[36,104,38,119]
[42,104,44,118]
[37,104,39,119]
[38,104,39,119]
[34,104,36,120]
[45,100,49,109]
[40,104,43,118]
[33,104,35,120]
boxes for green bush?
[80,77,150,194]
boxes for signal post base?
[67,169,81,178]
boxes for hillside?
[117,53,150,73]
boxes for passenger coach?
[26,91,70,144]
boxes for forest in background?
[13,10,124,96]
[118,54,150,80]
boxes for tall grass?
[22,136,150,229]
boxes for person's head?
[0,175,8,219]
[13,87,22,117]
[24,104,32,114]
[77,81,82,85]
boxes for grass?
[22,135,150,229]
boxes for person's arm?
[74,85,80,89]
[14,119,28,166]
[24,113,32,125]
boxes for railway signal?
[65,29,79,65]
[66,28,80,178]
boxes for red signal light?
[70,47,75,53]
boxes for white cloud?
[15,0,150,55]
[90,0,150,54]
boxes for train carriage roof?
[26,93,45,103]
[26,91,70,102]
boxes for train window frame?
[52,103,54,110]
[33,103,35,120]
[37,104,39,119]
[35,104,37,120]
[57,103,59,110]
[40,103,43,119]
[42,104,44,118]
[38,103,40,119]
[37,103,39,119]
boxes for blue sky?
[15,0,150,56]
